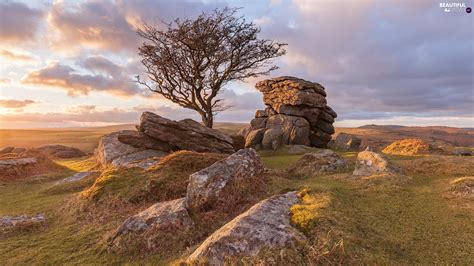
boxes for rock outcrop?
[96,130,167,168]
[331,133,361,151]
[242,77,337,150]
[131,112,235,154]
[185,148,264,210]
[110,149,166,169]
[112,198,193,241]
[187,192,305,265]
[97,130,145,166]
[35,144,86,158]
[353,150,400,176]
[0,150,61,180]
[288,150,348,176]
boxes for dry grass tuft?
[80,151,226,204]
[382,138,440,155]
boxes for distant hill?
[338,125,474,150]
[2,123,472,153]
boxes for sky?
[0,0,473,128]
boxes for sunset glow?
[0,0,473,128]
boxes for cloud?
[0,2,44,43]
[66,105,97,113]
[0,49,34,61]
[46,0,225,53]
[0,105,197,128]
[22,61,144,97]
[48,1,138,52]
[0,99,38,109]
[259,0,474,122]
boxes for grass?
[81,151,226,204]
[1,149,473,264]
[262,152,474,264]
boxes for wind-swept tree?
[136,7,286,128]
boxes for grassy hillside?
[1,151,472,264]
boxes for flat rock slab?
[187,191,306,265]
[138,112,235,154]
[353,150,400,176]
[112,198,193,241]
[288,149,348,176]
[111,149,167,169]
[185,148,264,210]
[97,130,144,167]
[55,171,99,185]
[0,214,45,228]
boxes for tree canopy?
[136,7,286,128]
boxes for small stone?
[288,150,348,176]
[353,150,401,176]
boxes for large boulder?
[244,77,337,150]
[187,192,306,265]
[185,149,264,210]
[97,130,144,166]
[237,125,252,139]
[256,76,327,110]
[111,198,193,242]
[244,128,266,148]
[35,144,86,158]
[261,128,284,150]
[110,149,166,169]
[117,130,175,151]
[332,133,361,151]
[138,112,234,154]
[264,114,311,148]
[353,150,400,176]
[287,150,348,176]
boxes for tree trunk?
[201,113,214,128]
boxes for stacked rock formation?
[241,76,337,149]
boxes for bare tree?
[136,7,286,128]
